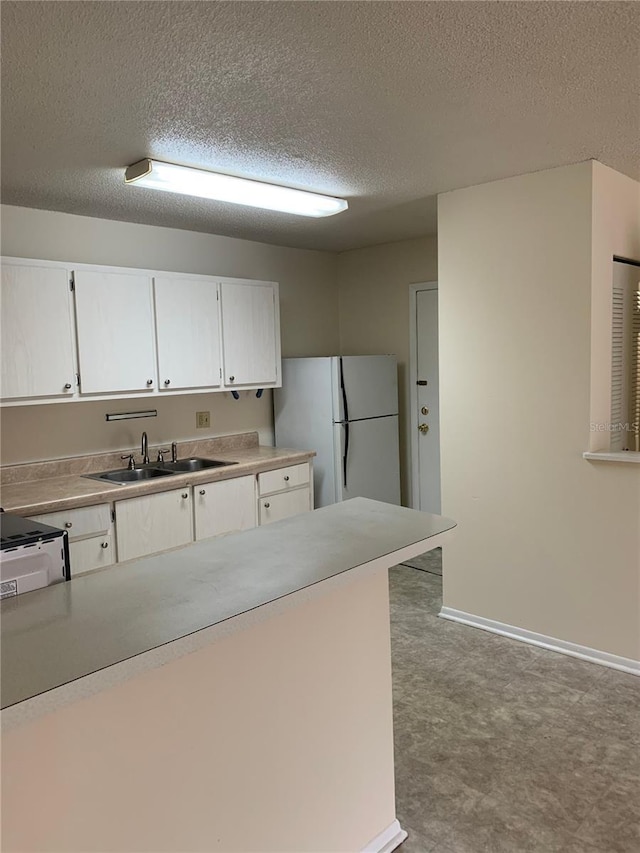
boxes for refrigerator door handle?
[342,421,350,489]
[339,356,350,423]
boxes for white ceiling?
[2,1,638,252]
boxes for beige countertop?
[1,498,456,714]
[0,433,314,516]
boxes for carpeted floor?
[389,564,640,853]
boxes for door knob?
[418,423,429,434]
[421,406,429,416]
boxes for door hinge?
[69,273,75,292]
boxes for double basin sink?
[85,458,237,486]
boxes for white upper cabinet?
[154,276,221,391]
[220,281,280,388]
[74,269,157,394]
[1,262,77,400]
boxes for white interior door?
[416,289,441,513]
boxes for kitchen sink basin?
[86,467,178,485]
[160,458,237,473]
[83,458,237,485]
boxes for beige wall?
[336,236,438,505]
[438,161,640,660]
[0,205,339,463]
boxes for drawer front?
[28,503,112,540]
[259,486,311,525]
[258,463,309,496]
[69,534,115,576]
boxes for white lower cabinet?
[194,475,257,541]
[257,462,312,526]
[28,503,114,576]
[115,488,193,563]
[258,488,311,525]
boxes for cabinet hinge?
[69,273,75,292]
[111,509,115,523]
[75,373,80,386]
[219,368,222,380]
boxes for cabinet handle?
[199,489,206,496]
[284,475,290,481]
[181,492,189,499]
[164,379,171,386]
[64,383,72,390]
[263,502,270,509]
[228,376,235,382]
[101,542,109,549]
[146,379,153,386]
[64,522,72,528]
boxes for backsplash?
[0,391,273,467]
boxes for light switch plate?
[196,411,210,429]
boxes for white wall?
[0,205,339,463]
[438,161,640,661]
[336,236,438,505]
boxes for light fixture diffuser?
[124,159,348,218]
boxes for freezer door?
[332,355,398,422]
[334,415,401,505]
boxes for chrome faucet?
[171,441,178,463]
[141,431,149,465]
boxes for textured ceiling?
[2,1,639,252]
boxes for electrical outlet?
[196,411,210,429]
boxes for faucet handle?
[121,453,136,470]
[156,449,169,463]
[171,441,178,463]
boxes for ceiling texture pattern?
[2,1,639,252]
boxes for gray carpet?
[389,565,640,853]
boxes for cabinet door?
[115,488,193,563]
[220,281,280,387]
[69,535,115,576]
[74,270,156,394]
[154,276,221,391]
[258,487,311,525]
[194,475,256,541]
[1,263,77,400]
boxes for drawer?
[258,463,309,496]
[28,503,112,540]
[259,487,311,525]
[69,534,115,576]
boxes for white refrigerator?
[274,356,401,508]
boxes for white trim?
[408,281,438,510]
[583,450,640,463]
[361,819,408,853]
[440,607,640,676]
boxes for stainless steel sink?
[83,458,236,484]
[160,458,237,473]
[85,467,178,485]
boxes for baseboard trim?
[361,819,408,853]
[439,607,640,676]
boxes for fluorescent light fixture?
[124,159,348,218]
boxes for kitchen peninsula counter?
[2,498,455,853]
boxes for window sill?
[583,451,640,464]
